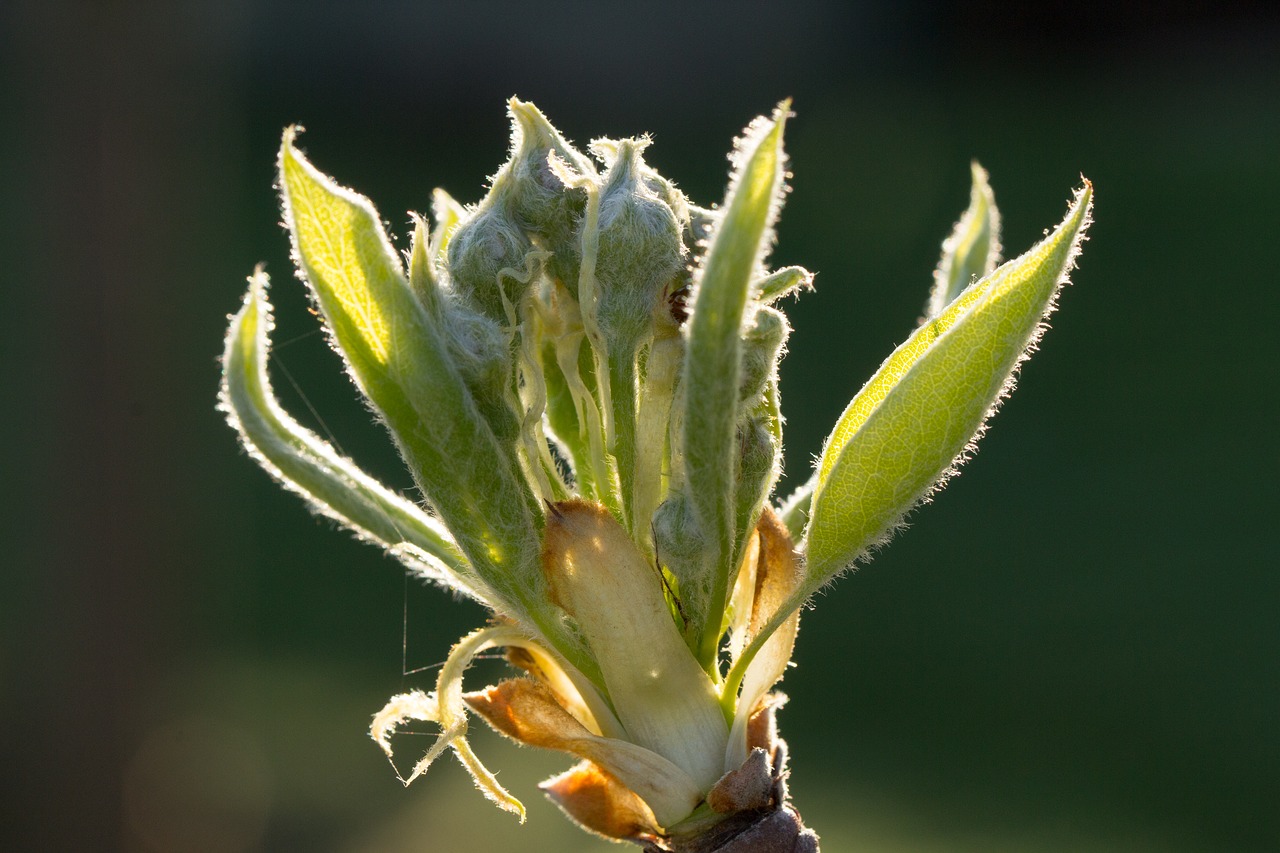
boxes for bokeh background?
[3,2,1277,851]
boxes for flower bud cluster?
[420,98,796,574]
[350,100,809,835]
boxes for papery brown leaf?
[464,677,703,827]
[464,677,588,751]
[748,509,802,639]
[541,760,662,842]
[746,694,786,755]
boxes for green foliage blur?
[3,2,1276,851]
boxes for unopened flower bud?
[738,305,789,407]
[684,203,721,262]
[734,415,779,543]
[591,136,692,229]
[442,301,519,444]
[505,99,597,290]
[593,139,685,350]
[653,491,710,638]
[446,204,535,322]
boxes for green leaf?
[777,472,816,543]
[277,129,586,669]
[679,103,789,664]
[725,181,1093,709]
[805,181,1093,587]
[928,161,1001,318]
[408,215,445,315]
[429,187,466,260]
[219,267,481,598]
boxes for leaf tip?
[969,159,990,185]
[1077,177,1095,224]
[278,124,304,166]
[247,262,269,300]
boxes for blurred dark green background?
[3,2,1277,851]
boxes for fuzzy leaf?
[430,187,466,259]
[680,103,789,663]
[804,182,1093,587]
[277,129,580,664]
[220,268,480,597]
[928,161,1001,318]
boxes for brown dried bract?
[748,508,803,640]
[708,748,773,814]
[541,761,663,843]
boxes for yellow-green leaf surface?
[928,161,1002,318]
[278,130,585,672]
[680,104,789,663]
[804,182,1092,587]
[220,268,480,598]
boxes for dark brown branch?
[648,804,819,853]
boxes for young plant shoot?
[220,100,1092,851]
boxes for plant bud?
[225,100,1093,850]
[653,491,711,641]
[446,203,535,322]
[734,414,779,548]
[683,203,721,262]
[442,300,519,444]
[505,99,597,290]
[738,305,789,407]
[591,136,692,229]
[594,139,685,350]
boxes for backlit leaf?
[219,268,481,598]
[927,161,1002,318]
[278,129,589,674]
[805,181,1093,586]
[679,103,790,663]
